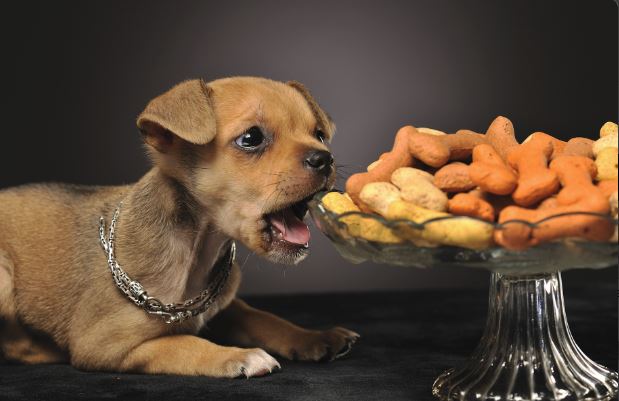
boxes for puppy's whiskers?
[271,189,284,213]
[260,187,282,215]
[264,179,287,188]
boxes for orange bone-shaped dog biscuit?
[448,191,495,222]
[469,144,518,195]
[408,129,486,168]
[495,156,614,249]
[523,132,567,159]
[507,133,560,206]
[523,133,593,159]
[484,116,519,161]
[346,126,415,211]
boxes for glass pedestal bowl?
[308,191,618,401]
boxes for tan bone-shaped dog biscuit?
[391,167,448,211]
[600,122,618,138]
[595,147,618,181]
[593,132,618,157]
[408,129,487,168]
[433,162,476,193]
[360,182,493,249]
[321,192,404,244]
[356,183,436,247]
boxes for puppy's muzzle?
[304,150,334,176]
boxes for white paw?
[224,348,280,378]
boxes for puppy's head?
[137,77,336,264]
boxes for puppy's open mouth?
[263,195,314,249]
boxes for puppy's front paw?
[218,348,280,378]
[286,327,360,362]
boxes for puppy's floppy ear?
[137,79,217,152]
[286,81,335,137]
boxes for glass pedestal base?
[432,272,618,401]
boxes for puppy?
[0,77,359,377]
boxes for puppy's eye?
[316,129,326,144]
[235,126,265,150]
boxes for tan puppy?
[0,77,359,377]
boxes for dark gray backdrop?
[5,0,618,294]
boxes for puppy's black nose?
[304,150,334,175]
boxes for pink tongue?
[270,208,310,245]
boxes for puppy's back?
[0,182,123,247]
[0,182,127,343]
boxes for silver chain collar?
[99,202,234,324]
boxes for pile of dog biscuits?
[322,117,618,250]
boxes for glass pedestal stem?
[432,272,618,401]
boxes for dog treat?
[495,156,614,249]
[595,147,618,181]
[392,166,434,182]
[391,167,448,211]
[484,116,519,161]
[408,129,486,168]
[538,196,559,210]
[523,132,567,159]
[321,192,404,244]
[359,182,403,216]
[469,144,518,195]
[407,131,450,168]
[597,179,618,198]
[507,133,560,207]
[346,126,415,211]
[592,131,618,157]
[322,191,358,216]
[448,191,495,222]
[523,135,593,160]
[366,160,380,172]
[600,121,618,138]
[360,182,493,249]
[386,200,494,250]
[598,179,618,243]
[358,183,436,247]
[417,127,446,136]
[367,152,392,171]
[610,191,618,242]
[332,117,618,251]
[433,162,476,193]
[561,137,595,159]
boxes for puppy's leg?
[0,249,67,364]
[0,319,68,364]
[206,299,360,362]
[118,335,280,378]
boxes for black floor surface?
[0,280,616,401]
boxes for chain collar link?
[99,202,234,324]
